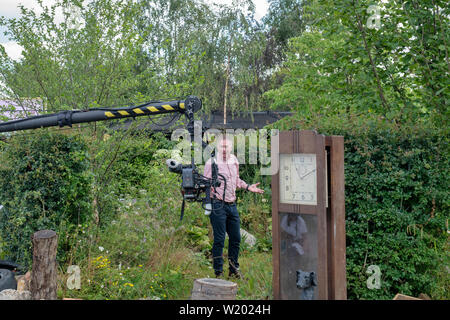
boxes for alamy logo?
[366,265,381,289]
[366,5,381,30]
[168,122,280,176]
[66,265,81,290]
[64,4,83,30]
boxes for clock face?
[279,153,317,205]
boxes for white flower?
[98,246,104,252]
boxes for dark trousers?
[209,201,241,273]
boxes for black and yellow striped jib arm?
[103,101,186,119]
[0,96,201,133]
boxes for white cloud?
[253,0,269,20]
[1,41,23,61]
[0,1,64,57]
[0,0,60,42]
[204,0,269,21]
[0,0,56,18]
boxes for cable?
[147,112,182,127]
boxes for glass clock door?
[279,212,318,300]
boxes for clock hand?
[300,169,316,179]
[294,165,302,179]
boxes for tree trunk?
[31,230,58,300]
[191,278,237,300]
[223,63,230,125]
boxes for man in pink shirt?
[203,135,264,278]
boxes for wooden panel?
[315,133,328,300]
[272,130,329,300]
[329,136,346,300]
[278,203,317,215]
[272,147,281,299]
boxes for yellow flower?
[123,283,134,287]
[92,255,111,269]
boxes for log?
[393,293,422,300]
[30,230,58,300]
[191,278,237,300]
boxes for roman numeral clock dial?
[279,154,317,205]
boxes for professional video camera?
[166,156,226,220]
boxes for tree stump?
[191,278,237,300]
[31,230,58,300]
[393,293,423,300]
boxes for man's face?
[217,137,233,160]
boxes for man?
[203,135,264,278]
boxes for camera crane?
[0,95,224,220]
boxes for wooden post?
[191,278,237,300]
[327,136,347,300]
[31,230,58,300]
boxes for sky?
[0,0,270,61]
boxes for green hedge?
[268,114,449,299]
[0,131,93,269]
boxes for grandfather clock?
[271,130,346,300]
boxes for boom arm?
[0,96,201,133]
[0,95,222,219]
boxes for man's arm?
[204,159,212,179]
[235,158,264,194]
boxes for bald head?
[216,135,233,160]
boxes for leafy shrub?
[0,130,93,269]
[86,127,178,226]
[269,113,449,299]
[185,225,211,252]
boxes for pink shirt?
[203,154,248,202]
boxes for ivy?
[0,130,93,269]
[269,113,449,299]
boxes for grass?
[56,187,273,300]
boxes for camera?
[166,159,219,202]
[166,158,225,221]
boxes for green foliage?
[264,0,449,125]
[269,113,449,299]
[264,0,309,45]
[185,225,211,252]
[108,131,177,195]
[0,130,93,269]
[58,158,272,300]
[0,0,278,115]
[0,0,446,301]
[0,0,145,111]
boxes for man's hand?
[248,182,264,194]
